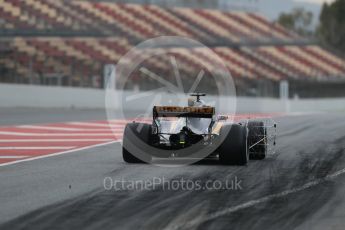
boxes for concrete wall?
[1,83,344,113]
[0,84,105,109]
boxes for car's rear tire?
[122,123,152,163]
[247,121,267,160]
[218,124,248,165]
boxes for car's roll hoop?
[189,93,206,102]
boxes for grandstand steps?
[72,1,142,39]
[102,3,157,37]
[168,51,196,74]
[0,0,32,29]
[172,8,236,43]
[215,48,279,80]
[273,46,316,78]
[264,47,312,78]
[49,38,88,61]
[164,8,216,43]
[145,5,207,40]
[123,4,185,37]
[306,46,345,77]
[194,9,250,42]
[13,38,71,75]
[1,0,20,17]
[82,38,120,63]
[284,46,335,77]
[245,13,296,40]
[47,0,99,32]
[223,12,270,40]
[205,10,258,41]
[168,50,203,74]
[240,47,296,80]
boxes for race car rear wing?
[153,106,215,118]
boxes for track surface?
[1,110,345,230]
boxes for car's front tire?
[218,124,248,165]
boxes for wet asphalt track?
[1,110,345,230]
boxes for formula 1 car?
[122,93,276,165]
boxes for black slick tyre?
[122,122,152,163]
[218,124,248,165]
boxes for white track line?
[0,140,121,167]
[0,156,28,159]
[68,122,126,128]
[0,139,114,142]
[0,146,75,150]
[18,125,121,132]
[171,167,345,230]
[0,131,120,136]
[19,125,83,131]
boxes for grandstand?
[0,0,345,97]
